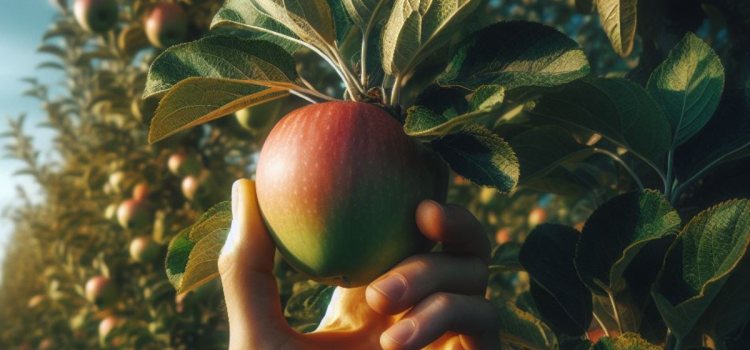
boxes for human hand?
[218,179,498,350]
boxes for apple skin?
[99,316,120,342]
[168,151,201,177]
[132,182,150,201]
[528,207,547,228]
[85,276,116,307]
[181,175,200,201]
[74,0,118,34]
[145,3,188,49]
[236,98,283,133]
[129,236,161,263]
[117,199,153,229]
[256,101,449,287]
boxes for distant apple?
[495,228,511,245]
[168,151,201,177]
[528,207,547,228]
[235,98,283,133]
[145,3,188,49]
[85,276,116,307]
[99,316,120,342]
[104,203,118,221]
[117,199,153,229]
[129,236,160,263]
[38,339,53,350]
[74,0,118,34]
[181,175,200,201]
[132,182,150,201]
[27,294,45,308]
[108,171,125,194]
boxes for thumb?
[219,179,290,348]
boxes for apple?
[132,182,150,201]
[495,228,511,245]
[108,171,125,194]
[99,316,120,342]
[129,236,160,263]
[73,0,118,34]
[104,203,118,221]
[256,102,449,287]
[117,199,153,229]
[181,175,200,201]
[17,342,31,350]
[528,207,547,228]
[145,3,188,49]
[85,276,116,307]
[574,221,585,232]
[37,339,53,350]
[168,151,201,177]
[236,98,283,133]
[131,96,159,125]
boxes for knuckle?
[430,292,458,310]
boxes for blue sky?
[0,1,61,283]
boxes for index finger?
[415,200,491,264]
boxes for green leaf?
[251,0,337,49]
[494,301,559,350]
[652,199,750,341]
[431,125,519,192]
[284,282,336,332]
[143,35,299,98]
[530,78,672,170]
[163,202,233,296]
[404,85,504,137]
[343,0,393,31]
[593,333,661,350]
[520,224,592,336]
[647,33,724,146]
[575,190,681,295]
[149,78,290,143]
[211,0,303,53]
[489,242,523,272]
[508,126,593,181]
[437,21,590,92]
[597,0,638,57]
[382,0,482,77]
[675,89,750,182]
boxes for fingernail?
[231,180,241,216]
[383,319,416,345]
[372,274,407,301]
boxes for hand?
[218,179,499,350]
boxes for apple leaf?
[675,88,750,183]
[519,224,593,336]
[494,301,559,350]
[343,0,393,32]
[404,85,505,137]
[149,77,289,143]
[284,282,336,333]
[211,0,303,53]
[529,78,672,171]
[382,0,482,77]
[251,0,337,50]
[431,124,519,192]
[646,33,724,146]
[508,126,593,182]
[437,21,590,92]
[596,0,638,57]
[143,35,299,98]
[164,202,232,296]
[489,242,523,273]
[575,190,681,295]
[652,199,750,342]
[592,333,661,350]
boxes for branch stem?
[594,148,645,191]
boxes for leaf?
[382,0,482,76]
[575,190,681,295]
[343,0,393,31]
[489,242,523,272]
[284,282,336,332]
[646,33,724,146]
[117,23,150,57]
[143,35,298,98]
[149,77,289,143]
[652,199,750,341]
[508,126,593,181]
[437,21,590,92]
[404,86,504,137]
[675,89,750,183]
[593,333,662,350]
[36,62,65,71]
[251,0,337,50]
[37,44,66,60]
[520,224,593,336]
[530,78,672,169]
[597,0,638,57]
[431,125,519,192]
[494,301,559,350]
[163,202,233,295]
[211,0,303,53]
